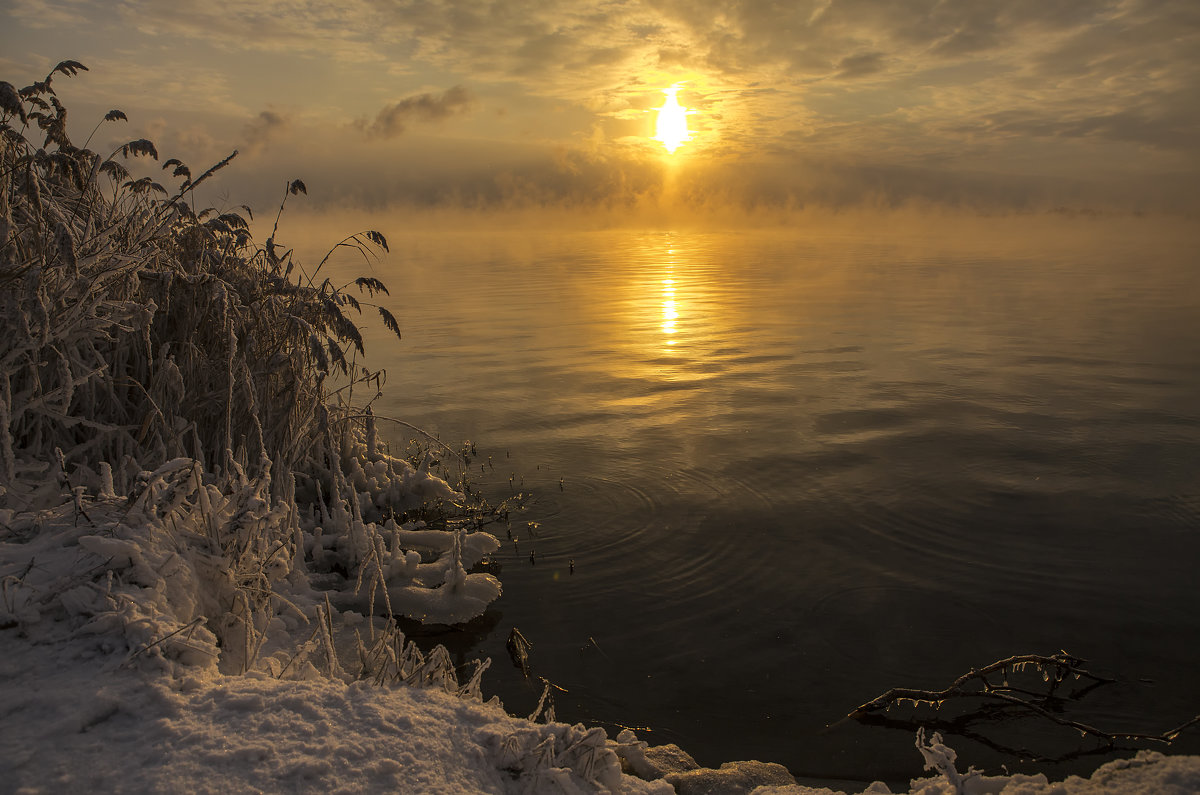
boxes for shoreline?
[4,491,1200,794]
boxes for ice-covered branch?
[850,651,1200,757]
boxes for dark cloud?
[982,99,1200,151]
[242,109,287,154]
[835,51,885,79]
[364,85,473,138]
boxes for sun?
[654,84,691,154]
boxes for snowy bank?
[0,486,671,794]
[5,507,1200,795]
[5,499,1200,794]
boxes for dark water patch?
[1108,408,1200,429]
[640,378,710,393]
[641,355,689,366]
[803,345,865,355]
[1019,354,1117,368]
[740,449,875,480]
[912,346,992,360]
[785,359,868,374]
[685,360,729,374]
[1100,373,1179,387]
[807,585,1010,680]
[1140,494,1200,529]
[812,407,920,437]
[721,388,801,409]
[728,353,796,365]
[343,225,1200,782]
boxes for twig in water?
[849,651,1200,756]
[507,627,533,678]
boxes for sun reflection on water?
[661,276,677,343]
[600,232,742,402]
[651,243,688,355]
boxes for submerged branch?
[849,651,1200,758]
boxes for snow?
[0,494,670,794]
[1,639,671,794]
[5,496,1200,794]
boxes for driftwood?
[849,652,1200,757]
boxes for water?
[318,216,1200,783]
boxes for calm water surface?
[325,218,1200,782]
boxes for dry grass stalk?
[1,62,502,683]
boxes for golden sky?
[2,0,1198,215]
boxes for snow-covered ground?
[4,496,1200,794]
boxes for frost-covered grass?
[0,61,503,673]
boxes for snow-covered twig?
[851,651,1200,755]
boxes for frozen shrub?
[0,62,502,676]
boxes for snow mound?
[0,633,673,794]
[0,490,671,794]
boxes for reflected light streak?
[662,276,677,342]
[597,232,740,408]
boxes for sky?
[2,0,1199,216]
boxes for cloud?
[834,51,886,79]
[5,0,1199,214]
[242,109,288,154]
[362,86,473,138]
[108,0,393,62]
[979,99,1200,152]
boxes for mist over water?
[315,216,1200,782]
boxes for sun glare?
[654,85,691,154]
